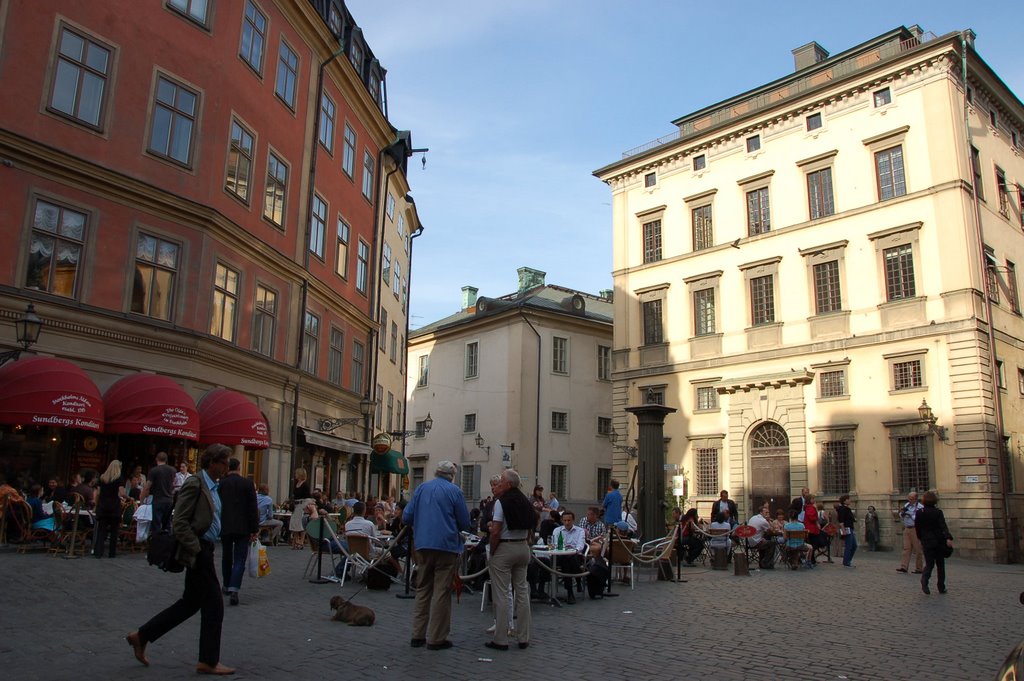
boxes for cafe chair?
[118,498,141,553]
[813,523,837,563]
[607,538,637,589]
[782,529,808,570]
[303,517,341,581]
[15,501,54,553]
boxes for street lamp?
[318,397,378,432]
[918,400,949,441]
[388,412,432,438]
[0,303,42,366]
[606,426,638,457]
[474,432,490,455]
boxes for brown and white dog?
[329,595,375,626]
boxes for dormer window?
[746,135,761,153]
[644,172,656,188]
[693,154,706,171]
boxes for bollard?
[733,552,749,576]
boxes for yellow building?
[595,26,1024,561]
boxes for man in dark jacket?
[218,458,259,606]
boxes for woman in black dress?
[915,490,953,594]
[289,467,311,549]
[93,459,126,558]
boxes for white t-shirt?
[709,520,731,549]
[345,516,376,537]
[747,514,771,545]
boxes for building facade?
[0,0,417,501]
[405,268,614,511]
[595,26,1024,561]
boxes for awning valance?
[0,356,103,432]
[298,427,371,455]
[104,374,199,439]
[197,389,269,449]
[370,449,409,475]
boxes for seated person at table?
[579,506,607,544]
[345,502,377,537]
[621,504,638,537]
[746,504,775,568]
[679,508,704,566]
[784,509,812,567]
[538,509,560,544]
[708,512,733,563]
[256,484,284,545]
[550,510,586,604]
[69,471,96,509]
[27,484,56,532]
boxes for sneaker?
[485,624,496,634]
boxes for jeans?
[221,534,250,592]
[842,531,857,566]
[151,499,173,535]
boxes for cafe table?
[531,546,578,607]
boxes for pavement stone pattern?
[1,545,1021,680]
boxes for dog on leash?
[329,595,375,626]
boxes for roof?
[410,284,613,339]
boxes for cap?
[436,460,457,478]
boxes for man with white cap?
[403,460,471,651]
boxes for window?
[351,341,365,393]
[997,360,1006,390]
[274,40,298,108]
[892,359,923,391]
[349,38,363,74]
[883,244,915,300]
[148,76,197,166]
[597,345,611,381]
[327,3,343,36]
[750,275,775,325]
[375,385,382,429]
[895,436,929,493]
[167,0,208,24]
[342,124,356,178]
[806,113,822,131]
[416,355,429,387]
[378,309,387,350]
[459,464,480,500]
[875,146,907,201]
[225,120,254,202]
[386,392,394,431]
[465,341,479,379]
[415,419,428,438]
[695,386,718,411]
[985,247,1000,304]
[361,151,375,200]
[389,321,398,363]
[807,168,834,219]
[821,441,850,495]
[746,187,770,235]
[25,199,86,298]
[990,109,997,128]
[132,233,178,320]
[210,263,239,342]
[692,154,706,171]
[309,195,327,258]
[263,152,287,226]
[393,262,401,298]
[644,387,666,405]
[1018,186,1024,228]
[642,219,661,263]
[252,285,276,356]
[597,467,612,501]
[239,1,266,72]
[1007,261,1020,314]
[695,448,719,496]
[463,413,476,433]
[873,87,891,107]
[694,287,715,336]
[385,192,396,219]
[996,167,1009,217]
[692,205,713,250]
[49,26,111,128]
[336,218,349,278]
[302,311,319,374]
[381,243,391,284]
[597,417,612,436]
[552,336,568,374]
[356,240,369,294]
[1019,368,1024,395]
[644,172,656,188]
[746,135,760,153]
[551,411,569,432]
[550,465,567,500]
[813,260,842,314]
[971,146,984,200]
[819,370,846,398]
[642,299,663,345]
[318,94,335,152]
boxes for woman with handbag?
[915,490,954,595]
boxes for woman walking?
[94,460,126,558]
[835,495,857,567]
[915,491,953,594]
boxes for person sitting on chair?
[579,506,607,545]
[784,509,812,568]
[550,510,586,604]
[345,502,377,537]
[256,484,283,546]
[746,504,775,568]
[708,512,732,566]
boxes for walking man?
[219,458,259,606]
[486,469,538,651]
[126,444,235,675]
[403,460,471,651]
[897,491,925,573]
[141,451,175,534]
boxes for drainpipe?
[959,31,1013,561]
[518,308,542,488]
[399,218,425,484]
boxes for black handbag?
[147,531,184,573]
[940,542,954,559]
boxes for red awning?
[104,374,199,440]
[0,356,103,432]
[198,389,269,449]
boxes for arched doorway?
[749,421,790,517]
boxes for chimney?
[461,285,478,311]
[517,267,546,293]
[791,41,829,71]
[599,289,614,302]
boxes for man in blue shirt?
[256,484,283,545]
[403,460,470,651]
[602,479,623,527]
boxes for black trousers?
[138,541,223,666]
[922,547,946,589]
[93,516,118,557]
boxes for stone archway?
[749,421,790,517]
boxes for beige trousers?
[410,549,459,645]
[488,541,531,646]
[900,526,924,570]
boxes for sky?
[345,0,1024,329]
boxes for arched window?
[750,422,789,452]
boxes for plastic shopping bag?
[248,540,260,578]
[257,542,271,578]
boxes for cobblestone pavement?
[1,544,1022,680]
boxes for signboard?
[500,445,512,469]
[671,475,685,497]
[372,432,392,454]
